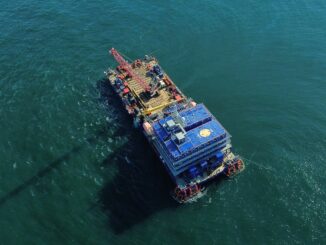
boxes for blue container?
[153,65,161,75]
[211,161,221,169]
[216,151,224,163]
[146,71,154,77]
[115,78,122,85]
[189,166,199,178]
[201,161,208,169]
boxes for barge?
[105,48,244,203]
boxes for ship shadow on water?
[97,79,178,234]
[0,126,110,208]
[0,79,130,208]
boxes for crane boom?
[110,48,150,91]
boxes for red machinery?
[110,48,150,91]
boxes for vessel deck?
[108,59,184,115]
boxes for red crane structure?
[110,48,150,91]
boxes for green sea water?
[1,0,326,244]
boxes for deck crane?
[110,48,150,92]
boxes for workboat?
[105,48,244,203]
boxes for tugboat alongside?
[105,48,244,203]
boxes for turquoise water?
[1,0,326,244]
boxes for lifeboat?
[173,184,201,203]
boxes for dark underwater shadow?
[0,146,82,207]
[0,126,110,208]
[0,79,122,208]
[96,79,178,234]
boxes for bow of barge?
[105,48,244,203]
